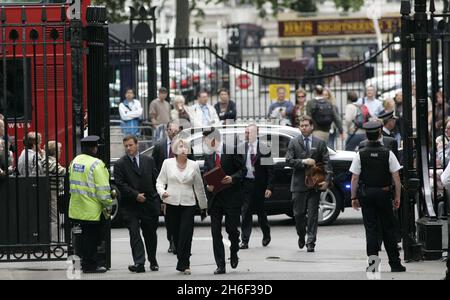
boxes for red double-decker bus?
[0,0,90,166]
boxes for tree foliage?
[94,0,365,23]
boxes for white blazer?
[156,158,208,209]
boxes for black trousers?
[292,190,320,246]
[166,204,195,271]
[241,179,270,244]
[79,222,101,271]
[210,204,240,269]
[123,208,158,265]
[164,213,174,245]
[360,190,400,266]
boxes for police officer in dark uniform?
[378,111,397,139]
[349,121,406,272]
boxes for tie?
[168,142,174,158]
[132,157,139,169]
[250,145,256,166]
[215,152,221,168]
[304,137,310,154]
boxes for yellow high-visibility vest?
[68,154,112,221]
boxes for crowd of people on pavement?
[115,83,429,156]
[1,80,449,280]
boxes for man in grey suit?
[286,115,332,252]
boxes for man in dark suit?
[239,124,274,250]
[152,121,180,254]
[203,127,246,275]
[286,115,332,253]
[114,135,161,273]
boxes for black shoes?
[262,237,271,247]
[83,266,107,274]
[214,267,226,275]
[390,264,406,273]
[128,264,145,273]
[150,263,159,272]
[306,244,315,253]
[230,254,239,269]
[298,238,305,249]
[239,242,249,249]
[168,240,177,255]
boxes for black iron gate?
[160,39,401,125]
[0,4,110,264]
[400,0,449,261]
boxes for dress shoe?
[390,264,406,272]
[83,266,107,274]
[230,254,239,269]
[262,237,271,247]
[306,245,315,253]
[214,267,226,275]
[150,264,159,272]
[239,242,249,249]
[184,268,191,275]
[298,238,305,249]
[128,264,145,273]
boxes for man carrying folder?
[202,128,246,275]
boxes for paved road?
[0,210,446,280]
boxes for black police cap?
[378,110,397,120]
[362,121,383,132]
[81,135,100,145]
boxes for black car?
[110,124,356,226]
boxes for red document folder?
[203,167,231,194]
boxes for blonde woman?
[156,137,207,275]
[171,95,193,129]
[291,88,308,128]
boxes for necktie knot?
[132,156,139,169]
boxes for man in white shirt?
[17,131,44,176]
[191,90,220,128]
[356,86,383,119]
[350,121,406,273]
[239,124,273,250]
[119,88,143,136]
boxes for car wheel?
[318,188,342,226]
[110,186,123,228]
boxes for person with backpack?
[344,91,369,151]
[306,85,343,142]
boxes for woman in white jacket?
[156,137,208,275]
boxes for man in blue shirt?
[268,86,294,126]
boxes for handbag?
[305,163,326,189]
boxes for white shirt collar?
[383,127,390,135]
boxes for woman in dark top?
[214,88,237,124]
[292,88,308,128]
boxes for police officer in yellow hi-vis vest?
[69,135,112,274]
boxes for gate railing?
[0,5,72,262]
[160,39,401,125]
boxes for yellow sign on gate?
[269,84,291,101]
